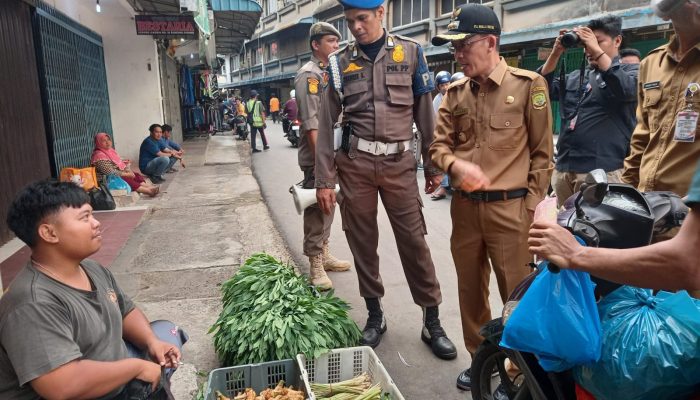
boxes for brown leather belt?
[458,188,528,202]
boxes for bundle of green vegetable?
[210,253,361,365]
[312,374,391,400]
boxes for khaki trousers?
[450,194,533,355]
[302,168,334,256]
[335,150,442,307]
[551,169,623,207]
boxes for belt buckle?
[468,192,485,201]
[374,141,388,155]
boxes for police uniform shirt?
[623,36,700,196]
[315,32,437,188]
[430,58,554,211]
[294,56,328,169]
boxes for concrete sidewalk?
[110,133,292,398]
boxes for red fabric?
[575,384,596,400]
[122,173,146,191]
[91,133,127,170]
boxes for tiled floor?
[0,209,145,290]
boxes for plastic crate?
[205,359,301,400]
[297,346,405,400]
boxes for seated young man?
[160,124,185,172]
[0,181,181,399]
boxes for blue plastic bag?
[500,260,602,372]
[107,174,131,194]
[574,286,700,400]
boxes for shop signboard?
[135,15,196,36]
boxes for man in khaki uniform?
[314,0,457,360]
[429,4,553,390]
[294,22,351,291]
[622,0,700,198]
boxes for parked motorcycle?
[471,169,689,400]
[282,113,300,147]
[233,114,249,141]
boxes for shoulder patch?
[531,86,547,110]
[509,67,540,81]
[307,77,320,94]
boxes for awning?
[425,6,664,57]
[211,0,263,54]
[221,72,296,89]
[125,0,262,55]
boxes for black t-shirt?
[0,259,135,400]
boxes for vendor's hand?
[146,339,181,369]
[451,159,490,192]
[528,221,583,269]
[123,171,136,179]
[136,360,162,391]
[424,174,443,194]
[573,27,603,60]
[316,188,336,215]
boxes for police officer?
[314,0,457,359]
[429,4,553,390]
[294,22,352,291]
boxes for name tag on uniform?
[674,110,698,142]
[453,108,469,116]
[643,81,661,90]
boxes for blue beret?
[338,0,383,10]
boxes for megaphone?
[289,184,340,215]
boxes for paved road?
[251,122,505,399]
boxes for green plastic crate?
[205,359,301,400]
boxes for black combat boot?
[421,306,457,360]
[360,297,386,348]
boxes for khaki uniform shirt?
[315,33,438,188]
[430,58,554,211]
[295,56,327,169]
[622,37,700,196]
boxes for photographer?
[539,16,639,207]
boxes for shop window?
[391,0,429,28]
[440,0,485,15]
[329,17,349,41]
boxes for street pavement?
[251,122,507,399]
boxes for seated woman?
[91,132,159,197]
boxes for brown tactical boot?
[309,254,332,291]
[322,242,351,272]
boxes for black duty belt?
[458,188,528,202]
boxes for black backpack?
[246,101,256,124]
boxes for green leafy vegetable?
[210,253,361,366]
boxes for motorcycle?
[471,169,689,400]
[233,114,249,141]
[282,113,300,148]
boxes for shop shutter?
[33,3,113,176]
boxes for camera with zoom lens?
[560,30,580,48]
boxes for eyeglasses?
[448,36,489,54]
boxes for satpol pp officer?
[314,0,457,360]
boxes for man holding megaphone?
[293,22,352,291]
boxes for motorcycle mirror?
[580,169,608,207]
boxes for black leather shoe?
[493,384,510,400]
[456,368,472,391]
[360,298,386,348]
[421,307,457,360]
[360,315,387,348]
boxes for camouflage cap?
[309,22,342,40]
